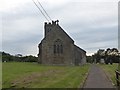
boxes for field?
[100,63,118,86]
[118,63,120,71]
[0,61,2,89]
[2,62,90,88]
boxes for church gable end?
[43,21,74,44]
[38,20,86,65]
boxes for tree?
[93,49,105,63]
[21,55,37,62]
[93,48,119,64]
[2,51,38,62]
[2,52,13,62]
[86,56,93,63]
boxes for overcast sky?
[1,0,119,56]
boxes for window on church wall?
[53,39,63,54]
[60,45,63,53]
[54,45,56,54]
[57,45,59,54]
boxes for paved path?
[83,64,114,88]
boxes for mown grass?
[118,63,120,71]
[100,63,118,86]
[0,61,2,89]
[2,62,90,88]
[0,53,2,89]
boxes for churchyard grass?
[2,62,90,88]
[118,63,120,71]
[100,63,118,86]
[0,54,2,89]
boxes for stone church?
[38,20,86,65]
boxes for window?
[54,45,56,54]
[60,45,63,53]
[57,45,59,54]
[54,39,63,54]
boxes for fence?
[115,70,120,86]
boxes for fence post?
[116,70,119,86]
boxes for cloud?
[2,33,42,56]
[1,1,118,56]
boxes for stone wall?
[38,21,86,65]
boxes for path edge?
[80,64,92,88]
[99,64,116,88]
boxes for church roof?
[74,45,86,53]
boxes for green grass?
[0,61,2,89]
[118,63,120,71]
[100,63,118,86]
[2,62,90,88]
[0,53,2,89]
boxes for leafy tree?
[2,51,38,62]
[86,56,93,63]
[21,55,37,62]
[93,48,119,64]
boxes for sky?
[0,0,119,56]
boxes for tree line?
[87,48,120,64]
[1,52,37,62]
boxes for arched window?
[54,39,63,54]
[57,45,59,54]
[60,45,63,53]
[54,45,56,54]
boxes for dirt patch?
[11,70,63,88]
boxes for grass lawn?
[118,63,120,71]
[0,61,2,89]
[100,63,118,86]
[2,62,90,88]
